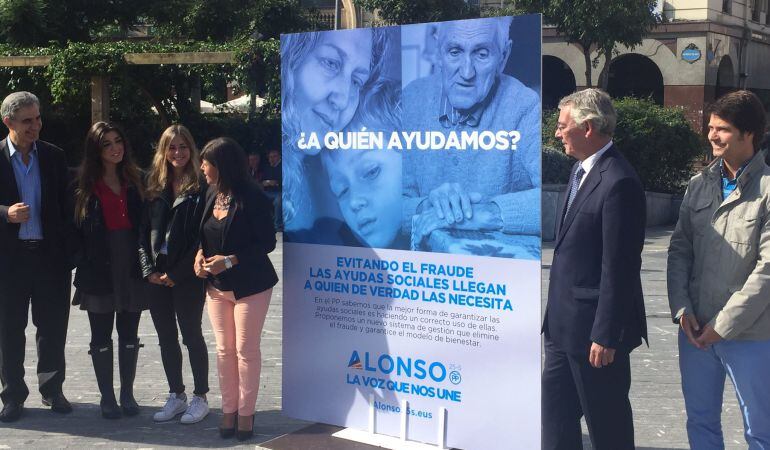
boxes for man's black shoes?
[0,393,72,422]
[0,401,24,422]
[42,393,73,414]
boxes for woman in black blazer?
[194,137,277,440]
[138,124,210,424]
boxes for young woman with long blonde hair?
[138,124,210,424]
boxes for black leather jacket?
[138,184,207,284]
[71,184,143,295]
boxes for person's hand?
[7,203,30,223]
[589,342,616,368]
[159,273,175,288]
[695,325,722,348]
[147,272,165,286]
[411,209,448,246]
[679,313,702,348]
[203,255,228,275]
[194,250,208,279]
[449,202,503,232]
[411,201,503,247]
[426,183,482,225]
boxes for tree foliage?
[542,98,704,193]
[517,0,660,88]
[0,0,315,164]
[147,0,313,41]
[0,0,151,44]
[353,0,479,25]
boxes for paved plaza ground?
[0,229,747,449]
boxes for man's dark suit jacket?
[0,138,71,273]
[544,146,648,355]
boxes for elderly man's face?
[437,22,508,112]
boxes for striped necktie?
[564,165,585,220]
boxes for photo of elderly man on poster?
[402,16,541,259]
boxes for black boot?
[118,338,143,417]
[89,343,121,419]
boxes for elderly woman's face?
[438,22,507,112]
[293,31,373,147]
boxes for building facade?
[308,0,770,129]
[544,0,770,129]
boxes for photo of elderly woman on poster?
[281,26,400,238]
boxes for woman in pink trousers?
[194,137,278,440]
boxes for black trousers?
[0,245,71,404]
[147,278,208,395]
[87,311,141,346]
[542,337,635,450]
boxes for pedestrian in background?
[195,137,278,440]
[261,149,282,231]
[248,152,261,183]
[70,121,146,419]
[139,124,210,424]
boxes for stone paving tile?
[0,234,307,449]
[545,227,745,450]
[0,229,752,449]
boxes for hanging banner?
[281,15,542,450]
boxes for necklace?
[214,192,232,211]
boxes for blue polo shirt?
[7,137,43,240]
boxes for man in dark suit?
[0,91,73,422]
[542,89,647,449]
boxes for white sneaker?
[153,393,188,422]
[180,395,209,424]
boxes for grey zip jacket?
[668,151,770,340]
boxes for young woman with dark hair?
[194,137,277,440]
[70,121,146,419]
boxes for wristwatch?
[224,256,233,270]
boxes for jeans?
[147,280,209,395]
[206,285,272,416]
[679,329,770,450]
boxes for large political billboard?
[281,15,542,450]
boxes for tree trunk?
[582,44,593,88]
[597,49,612,90]
[173,73,195,124]
[135,82,170,127]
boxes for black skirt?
[73,229,148,313]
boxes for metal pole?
[335,0,341,29]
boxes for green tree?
[481,0,531,18]
[147,0,312,41]
[517,0,660,88]
[542,99,703,193]
[353,0,478,25]
[0,0,48,46]
[0,0,153,45]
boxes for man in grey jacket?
[668,90,770,449]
